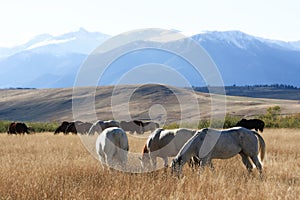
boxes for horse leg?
[239,152,253,173]
[105,149,116,170]
[188,157,195,171]
[106,156,115,170]
[163,157,168,168]
[118,149,127,171]
[97,155,105,170]
[208,160,214,171]
[152,159,157,171]
[250,156,263,175]
[149,153,157,170]
[199,156,210,174]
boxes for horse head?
[170,157,184,177]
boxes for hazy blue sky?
[1,0,299,47]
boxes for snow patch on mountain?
[26,37,76,50]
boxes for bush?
[259,106,300,128]
[163,122,179,129]
[163,114,240,130]
[27,122,60,132]
[0,121,12,133]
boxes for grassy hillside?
[0,129,299,199]
[1,85,300,124]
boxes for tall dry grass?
[0,129,299,199]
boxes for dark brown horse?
[54,121,71,134]
[7,122,29,134]
[236,118,265,132]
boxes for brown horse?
[54,121,71,134]
[7,122,30,134]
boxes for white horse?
[89,120,120,135]
[171,127,266,176]
[95,127,129,170]
[140,128,197,170]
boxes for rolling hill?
[1,85,300,123]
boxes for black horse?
[236,118,265,132]
[7,122,30,134]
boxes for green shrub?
[0,121,11,133]
[258,106,300,128]
[163,122,179,129]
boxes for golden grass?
[0,129,299,199]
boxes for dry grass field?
[0,129,299,200]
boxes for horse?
[7,122,30,134]
[120,121,143,134]
[89,120,120,135]
[64,121,83,135]
[76,122,93,134]
[95,127,129,170]
[236,118,265,132]
[171,127,266,176]
[140,128,197,170]
[120,120,159,134]
[54,121,71,135]
[7,122,17,134]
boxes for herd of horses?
[93,118,266,176]
[53,119,159,135]
[6,118,266,176]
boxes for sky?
[0,0,300,47]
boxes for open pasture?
[0,129,299,199]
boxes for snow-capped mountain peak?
[0,28,110,57]
[0,29,300,88]
[193,30,261,49]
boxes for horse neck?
[177,138,197,164]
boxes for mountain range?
[0,28,299,88]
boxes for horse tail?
[252,131,266,162]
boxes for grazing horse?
[7,122,30,134]
[120,120,143,134]
[54,121,71,135]
[65,121,81,134]
[76,122,93,134]
[140,128,197,170]
[89,120,120,135]
[95,127,129,170]
[171,127,265,176]
[236,118,265,132]
[7,122,17,134]
[120,120,159,134]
